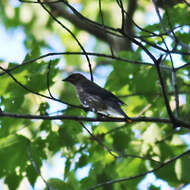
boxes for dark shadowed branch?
[152,0,180,117]
[154,56,176,127]
[0,111,190,128]
[0,51,156,77]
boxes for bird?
[63,73,130,119]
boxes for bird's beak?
[62,77,68,82]
[62,77,72,83]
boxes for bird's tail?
[108,105,132,122]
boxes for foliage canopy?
[0,0,190,190]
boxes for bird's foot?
[125,117,132,123]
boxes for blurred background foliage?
[0,0,190,189]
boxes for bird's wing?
[81,80,125,105]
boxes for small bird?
[63,73,130,119]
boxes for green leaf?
[26,164,38,187]
[77,154,88,168]
[45,178,75,190]
[116,158,146,188]
[40,120,52,132]
[58,127,77,148]
[113,130,131,151]
[155,161,178,187]
[149,185,161,190]
[175,154,190,182]
[0,135,29,188]
[38,102,50,115]
[61,83,81,105]
[162,6,190,27]
[141,24,162,36]
[64,159,71,179]
[4,173,22,190]
[106,51,139,92]
[116,158,146,177]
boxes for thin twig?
[27,142,54,190]
[183,0,190,6]
[20,0,190,56]
[47,60,54,98]
[116,0,125,32]
[1,51,169,78]
[59,0,119,32]
[19,0,119,35]
[172,70,180,117]
[152,0,180,117]
[98,0,104,26]
[118,28,157,63]
[19,0,60,3]
[37,0,94,81]
[80,122,118,158]
[175,62,190,71]
[80,122,161,163]
[87,149,190,190]
[0,66,82,109]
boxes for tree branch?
[152,0,180,117]
[0,51,154,77]
[154,56,176,127]
[27,142,54,190]
[175,62,190,71]
[0,111,190,128]
[125,0,137,37]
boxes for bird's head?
[62,73,86,85]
